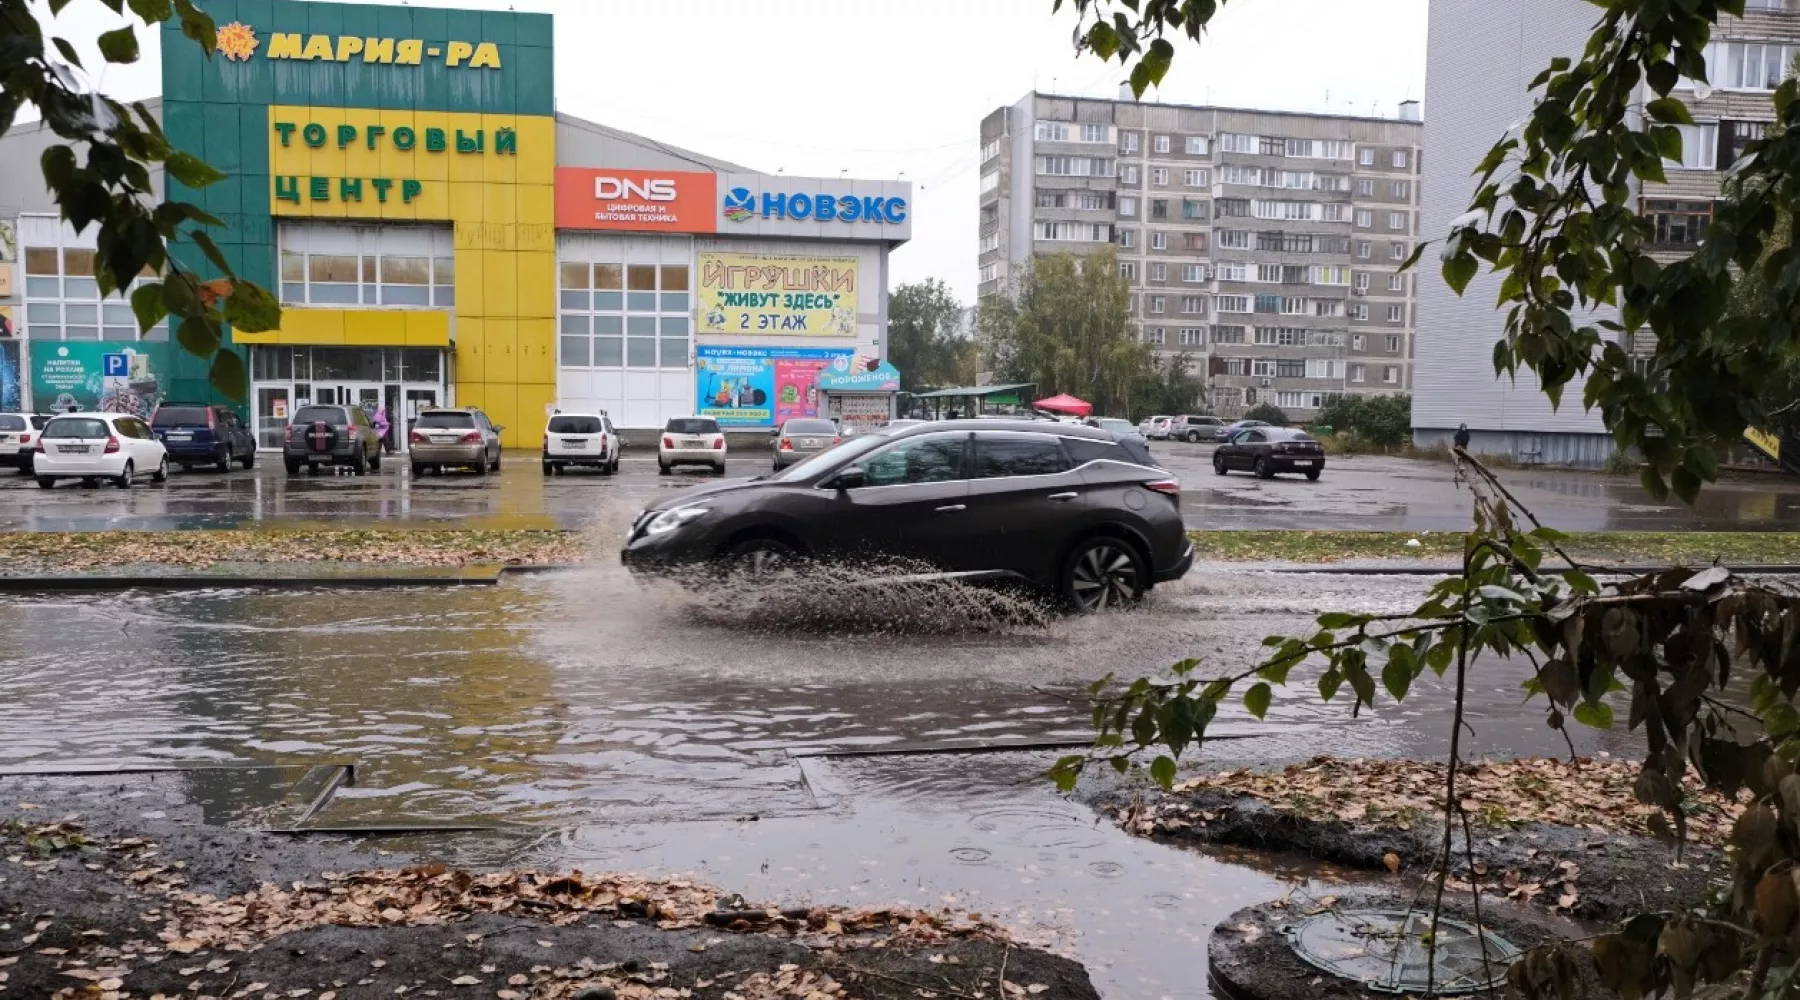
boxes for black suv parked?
[283,404,383,475]
[621,420,1193,611]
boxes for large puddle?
[0,563,1639,996]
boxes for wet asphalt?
[2,439,1797,533]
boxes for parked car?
[1213,418,1271,443]
[33,412,169,489]
[0,413,49,473]
[772,417,841,471]
[1089,416,1149,445]
[542,411,620,476]
[284,403,383,475]
[1142,416,1173,440]
[150,402,256,472]
[409,408,503,476]
[1170,414,1227,443]
[660,416,727,476]
[1213,426,1326,480]
[621,420,1192,612]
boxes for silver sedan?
[771,418,841,470]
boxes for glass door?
[255,386,291,451]
[403,388,439,446]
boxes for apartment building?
[1413,0,1799,466]
[978,92,1423,419]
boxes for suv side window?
[860,433,967,487]
[973,433,1073,478]
[1246,430,1266,443]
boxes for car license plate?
[62,445,91,454]
[431,434,458,444]
[166,431,192,440]
[804,438,823,448]
[681,438,705,447]
[1293,460,1315,467]
[561,438,586,448]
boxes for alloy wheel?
[1068,541,1141,612]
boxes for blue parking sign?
[102,353,129,378]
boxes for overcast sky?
[33,0,1428,305]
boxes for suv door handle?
[935,504,967,512]
[1047,492,1078,502]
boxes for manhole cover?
[1285,909,1519,994]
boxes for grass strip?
[1189,529,1800,565]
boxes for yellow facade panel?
[480,382,518,436]
[271,308,346,345]
[517,384,556,435]
[483,184,518,228]
[403,311,453,347]
[485,318,519,384]
[343,310,409,346]
[481,252,519,318]
[455,250,486,318]
[518,318,555,383]
[516,252,555,321]
[457,318,486,383]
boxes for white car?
[1143,416,1174,440]
[34,412,169,489]
[659,416,727,476]
[0,413,49,473]
[542,411,621,475]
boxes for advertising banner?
[31,343,169,418]
[818,357,900,393]
[695,346,853,428]
[0,341,19,412]
[697,253,858,338]
[555,168,716,233]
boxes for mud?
[1101,787,1725,926]
[0,779,1099,999]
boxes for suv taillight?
[461,431,481,444]
[779,438,793,450]
[410,430,427,444]
[103,436,120,454]
[207,408,217,430]
[18,433,30,445]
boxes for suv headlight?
[644,506,709,536]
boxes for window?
[1315,174,1348,192]
[1254,293,1283,313]
[1386,305,1406,323]
[1221,165,1258,185]
[1076,191,1111,210]
[1354,272,1371,291]
[1212,325,1246,344]
[1181,295,1205,315]
[864,434,967,486]
[1034,120,1071,142]
[1388,274,1406,292]
[1144,327,1167,345]
[1352,334,1366,350]
[1256,263,1283,283]
[1121,165,1141,184]
[1186,136,1209,155]
[1714,41,1800,91]
[979,262,999,284]
[560,257,691,369]
[1355,209,1373,227]
[1181,199,1207,220]
[1036,155,1116,177]
[1276,359,1305,378]
[1260,136,1286,156]
[1719,120,1761,167]
[1349,304,1368,321]
[1305,359,1343,379]
[1322,203,1348,222]
[1252,200,1318,220]
[1351,364,1365,383]
[1216,295,1251,313]
[1120,262,1138,281]
[1217,198,1251,217]
[1218,229,1250,249]
[1034,221,1111,241]
[1387,334,1403,352]
[1281,296,1308,315]
[979,170,999,194]
[1394,180,1412,198]
[1150,200,1170,220]
[279,223,455,310]
[1154,135,1171,153]
[1182,232,1209,252]
[1356,178,1374,197]
[1120,132,1140,154]
[1149,263,1167,282]
[1119,196,1138,217]
[981,138,1002,163]
[1314,300,1344,318]
[1388,211,1407,230]
[979,233,1000,255]
[1391,150,1409,168]
[1383,365,1399,384]
[1357,241,1372,259]
[1149,295,1166,314]
[1254,327,1300,346]
[1080,123,1109,143]
[1179,328,1205,346]
[1359,148,1374,166]
[1312,265,1351,285]
[1644,199,1715,247]
[1221,133,1257,153]
[1151,232,1167,250]
[20,237,167,342]
[1390,242,1408,261]
[1118,228,1137,248]
[1252,359,1275,377]
[1185,168,1209,186]
[1152,168,1169,185]
[1183,264,1207,283]
[1216,262,1248,281]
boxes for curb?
[0,571,505,593]
[1211,563,1800,576]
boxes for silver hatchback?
[771,417,840,470]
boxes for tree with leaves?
[3,0,279,398]
[1051,0,1800,995]
[1131,351,1205,420]
[1241,401,1287,426]
[887,279,975,391]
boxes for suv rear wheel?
[1060,536,1147,612]
[1187,430,1203,443]
[216,446,232,473]
[351,447,368,476]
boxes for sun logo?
[215,22,259,62]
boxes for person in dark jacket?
[1453,423,1471,449]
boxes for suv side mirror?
[830,466,866,491]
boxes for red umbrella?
[1033,393,1093,416]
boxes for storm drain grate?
[1285,909,1519,994]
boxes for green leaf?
[1048,755,1084,793]
[176,315,220,359]
[161,272,200,317]
[1150,755,1177,790]
[130,283,168,333]
[208,348,247,400]
[186,230,234,279]
[1243,682,1272,720]
[1572,701,1614,729]
[1443,253,1479,295]
[1644,97,1694,125]
[1425,640,1455,676]
[1398,239,1430,273]
[164,152,224,189]
[1671,465,1701,505]
[97,27,140,64]
[1382,653,1413,702]
[1318,669,1344,702]
[127,0,174,20]
[221,280,280,332]
[1317,612,1366,629]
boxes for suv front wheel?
[1060,536,1147,613]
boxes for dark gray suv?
[621,420,1193,611]
[283,404,383,475]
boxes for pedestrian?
[373,406,392,454]
[1453,422,1471,450]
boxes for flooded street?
[0,561,1641,997]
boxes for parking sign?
[102,353,128,378]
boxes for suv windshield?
[782,419,837,435]
[547,416,603,434]
[44,417,109,439]
[1096,419,1135,434]
[0,416,25,431]
[292,406,345,425]
[152,406,211,426]
[666,418,720,435]
[417,412,477,429]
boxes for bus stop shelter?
[904,383,1037,420]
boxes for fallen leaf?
[1382,852,1401,873]
[165,940,201,954]
[452,975,481,986]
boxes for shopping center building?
[0,0,910,448]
